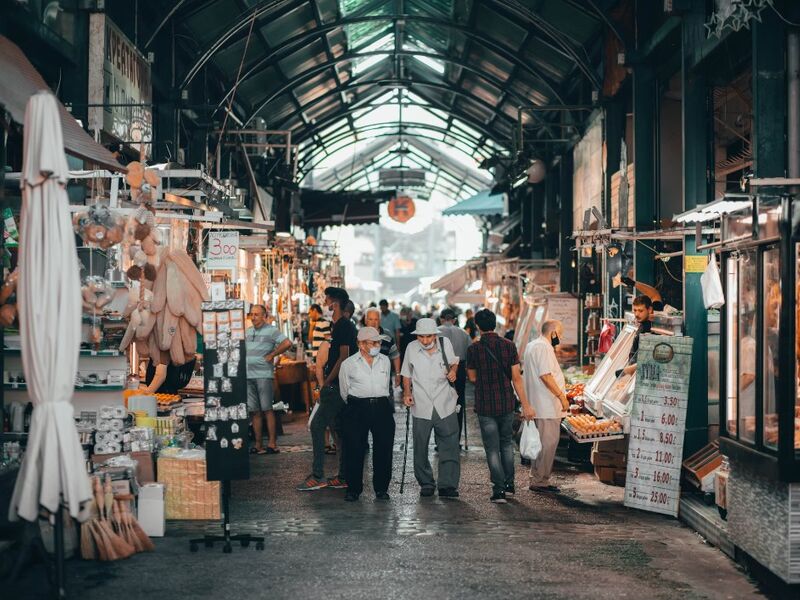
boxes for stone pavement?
[8,394,767,600]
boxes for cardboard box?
[594,466,616,483]
[138,483,165,537]
[157,456,220,520]
[591,451,626,468]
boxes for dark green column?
[752,9,787,178]
[531,182,546,258]
[632,66,657,284]
[559,153,575,292]
[681,0,713,455]
[544,168,560,259]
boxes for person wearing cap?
[364,306,402,394]
[400,317,461,498]
[437,308,471,436]
[338,327,395,501]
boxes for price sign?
[206,231,239,270]
[546,296,579,345]
[624,334,693,517]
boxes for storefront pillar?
[559,153,574,292]
[681,0,712,455]
[520,186,533,259]
[632,66,656,284]
[531,182,546,259]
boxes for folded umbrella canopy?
[9,91,92,522]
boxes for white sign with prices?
[624,335,693,517]
[207,231,239,270]
[546,296,579,344]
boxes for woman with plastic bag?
[523,320,569,493]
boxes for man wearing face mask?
[400,318,460,498]
[338,327,395,501]
[523,320,568,492]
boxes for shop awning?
[0,36,124,172]
[300,188,394,227]
[442,190,507,217]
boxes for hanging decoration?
[704,0,773,39]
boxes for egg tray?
[561,420,626,444]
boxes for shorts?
[247,378,274,413]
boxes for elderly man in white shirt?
[339,327,394,502]
[523,320,569,493]
[400,318,460,498]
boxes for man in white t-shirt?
[523,320,568,492]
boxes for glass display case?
[582,323,638,414]
[719,194,799,481]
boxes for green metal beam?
[632,65,657,286]
[681,0,713,456]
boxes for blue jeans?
[477,413,515,493]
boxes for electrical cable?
[771,3,800,27]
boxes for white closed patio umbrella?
[9,90,92,523]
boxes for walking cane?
[463,403,468,450]
[400,407,410,494]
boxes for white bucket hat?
[411,318,440,336]
[357,326,390,342]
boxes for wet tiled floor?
[7,392,765,599]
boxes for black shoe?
[344,493,360,502]
[490,490,507,503]
[505,483,516,495]
[438,488,459,499]
[420,487,435,497]
[520,457,531,466]
[375,491,390,501]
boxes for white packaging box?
[138,483,165,537]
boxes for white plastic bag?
[700,252,725,309]
[519,420,542,461]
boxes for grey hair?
[365,306,381,317]
[541,320,561,335]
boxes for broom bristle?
[80,521,97,560]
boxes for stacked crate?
[591,438,628,486]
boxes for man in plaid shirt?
[466,309,535,503]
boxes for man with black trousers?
[466,309,535,503]
[338,327,395,501]
[297,287,358,492]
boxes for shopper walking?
[298,287,357,491]
[379,298,402,343]
[339,327,395,501]
[437,308,471,437]
[398,306,417,361]
[523,320,568,492]
[464,309,478,340]
[246,305,292,455]
[364,306,402,394]
[466,309,535,503]
[307,303,331,360]
[400,318,460,498]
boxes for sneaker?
[420,487,435,497]
[271,401,288,412]
[438,488,460,499]
[296,476,328,491]
[344,493,359,502]
[375,491,390,501]
[490,490,507,504]
[326,476,348,489]
[505,483,516,496]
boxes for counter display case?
[719,194,799,481]
[582,323,638,415]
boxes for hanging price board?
[624,335,693,517]
[206,231,239,270]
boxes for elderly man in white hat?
[339,326,395,502]
[400,317,460,498]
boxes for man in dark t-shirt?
[298,287,356,492]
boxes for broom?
[93,477,135,560]
[81,499,116,561]
[79,502,99,560]
[115,499,154,552]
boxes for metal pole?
[54,507,66,599]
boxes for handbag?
[700,252,725,309]
[438,336,456,388]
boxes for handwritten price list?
[624,335,693,517]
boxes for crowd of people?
[243,286,570,504]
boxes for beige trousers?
[529,418,561,486]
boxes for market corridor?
[10,391,762,600]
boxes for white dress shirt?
[400,338,459,419]
[339,352,391,400]
[523,336,566,419]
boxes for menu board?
[546,296,579,344]
[624,335,693,517]
[202,300,249,481]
